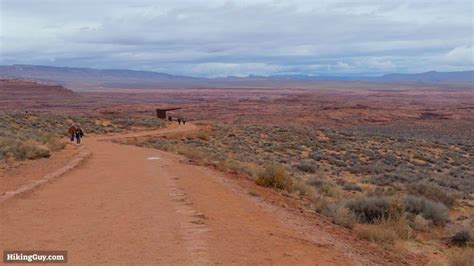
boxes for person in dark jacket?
[68,125,76,142]
[75,127,84,144]
[182,118,186,125]
[177,117,182,125]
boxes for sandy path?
[0,124,360,265]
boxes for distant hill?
[0,65,472,90]
[0,78,82,111]
[0,65,198,81]
[0,65,203,90]
[378,71,474,82]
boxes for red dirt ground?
[0,125,426,265]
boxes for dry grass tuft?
[216,159,261,178]
[256,163,292,190]
[175,145,206,163]
[356,217,411,244]
[449,249,474,266]
[0,138,51,161]
[356,223,398,244]
[196,131,210,141]
[332,207,357,229]
[413,214,431,231]
[292,180,313,197]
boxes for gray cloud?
[1,0,473,77]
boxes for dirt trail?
[1,124,390,265]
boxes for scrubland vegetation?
[0,113,164,162]
[118,122,473,256]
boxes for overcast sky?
[1,0,473,77]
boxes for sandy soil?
[0,124,419,265]
[0,143,81,194]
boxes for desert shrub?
[390,216,412,240]
[347,197,390,223]
[248,191,260,197]
[328,158,347,168]
[41,134,66,151]
[22,141,51,160]
[175,145,206,163]
[413,214,431,231]
[388,198,405,221]
[342,182,363,192]
[218,158,243,173]
[0,138,19,160]
[332,207,357,229]
[408,182,456,207]
[367,172,419,186]
[110,117,164,128]
[356,223,398,244]
[320,183,339,197]
[306,176,327,188]
[292,180,313,197]
[218,159,260,177]
[450,230,472,247]
[256,163,292,190]
[309,151,323,161]
[295,161,317,173]
[318,202,339,218]
[310,194,330,214]
[366,187,396,197]
[347,196,403,223]
[356,218,411,244]
[450,249,474,266]
[196,131,210,141]
[402,195,449,225]
[0,138,51,161]
[240,162,261,178]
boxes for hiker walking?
[177,117,182,125]
[68,125,76,142]
[182,118,186,125]
[75,127,84,144]
[168,116,173,122]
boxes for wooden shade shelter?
[156,107,181,119]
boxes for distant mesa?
[0,78,76,95]
[0,78,80,112]
[0,64,472,91]
[378,71,474,82]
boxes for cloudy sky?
[1,0,473,77]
